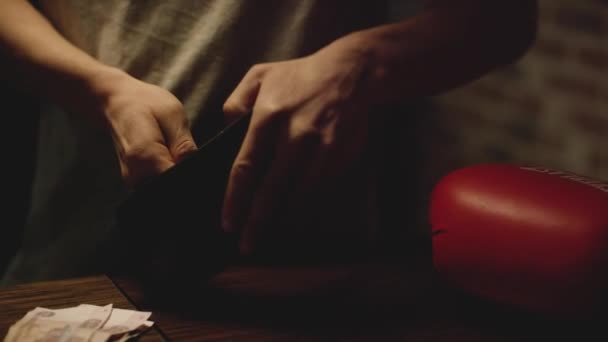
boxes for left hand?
[221,40,372,255]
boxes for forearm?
[0,0,122,115]
[330,0,538,103]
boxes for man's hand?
[0,1,199,188]
[221,0,537,255]
[222,40,371,255]
[97,70,197,187]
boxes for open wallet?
[115,114,251,292]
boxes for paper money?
[90,307,153,342]
[3,304,154,342]
[4,304,112,342]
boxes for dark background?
[1,85,38,274]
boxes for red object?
[430,164,608,317]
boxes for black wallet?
[115,114,251,289]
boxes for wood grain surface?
[0,275,164,341]
[112,261,605,341]
[2,267,604,341]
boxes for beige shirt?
[3,0,419,285]
[38,1,387,126]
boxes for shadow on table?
[120,260,606,341]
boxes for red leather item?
[430,164,608,317]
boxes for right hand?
[93,69,197,187]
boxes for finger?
[168,128,197,163]
[118,158,129,185]
[240,128,321,255]
[296,145,333,195]
[114,111,177,186]
[223,64,267,122]
[293,113,368,206]
[222,114,279,233]
[124,142,175,187]
[110,137,130,184]
[110,127,172,188]
[297,135,351,193]
[158,107,198,162]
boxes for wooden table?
[112,260,605,341]
[0,275,165,341]
[1,262,604,341]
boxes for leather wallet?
[115,114,251,289]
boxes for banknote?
[90,307,153,342]
[4,304,154,342]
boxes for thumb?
[124,142,175,188]
[160,109,198,162]
[168,127,198,162]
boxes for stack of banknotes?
[4,304,154,341]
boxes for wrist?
[41,62,130,118]
[84,66,132,112]
[323,30,391,105]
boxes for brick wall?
[420,0,608,193]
